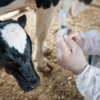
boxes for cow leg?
[34,6,56,72]
[43,43,52,55]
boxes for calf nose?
[19,77,40,92]
[25,85,38,92]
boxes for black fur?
[52,0,60,6]
[79,0,92,5]
[0,15,40,92]
[0,0,15,7]
[17,15,27,28]
[35,0,59,9]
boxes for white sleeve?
[75,65,100,100]
[80,30,100,56]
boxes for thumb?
[64,35,78,49]
[67,28,72,33]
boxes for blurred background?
[0,0,100,100]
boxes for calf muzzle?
[18,76,40,92]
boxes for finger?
[55,42,59,49]
[70,30,79,41]
[55,31,61,49]
[55,30,61,37]
[64,35,79,50]
[67,28,72,33]
[67,28,72,37]
[71,34,78,42]
[68,31,77,39]
[56,33,69,52]
[55,31,64,49]
[58,38,70,54]
[57,48,62,59]
[55,31,71,53]
[55,30,64,43]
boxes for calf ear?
[17,15,27,28]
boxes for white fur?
[55,0,72,17]
[1,23,27,54]
[71,0,86,16]
[55,0,86,17]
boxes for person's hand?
[55,31,87,75]
[67,28,84,49]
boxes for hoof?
[43,48,52,55]
[37,61,52,73]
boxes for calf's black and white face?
[0,15,40,92]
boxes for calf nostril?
[27,87,32,91]
[31,86,35,89]
[26,86,35,91]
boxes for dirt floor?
[0,3,100,100]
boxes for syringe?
[59,6,68,45]
[59,6,67,35]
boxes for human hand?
[55,31,87,75]
[67,28,84,49]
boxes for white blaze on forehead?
[1,23,27,54]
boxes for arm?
[55,31,100,100]
[75,65,100,100]
[80,30,100,55]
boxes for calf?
[0,0,92,73]
[0,15,40,92]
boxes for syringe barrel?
[59,10,67,27]
[59,8,67,36]
[59,8,68,46]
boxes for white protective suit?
[75,30,100,100]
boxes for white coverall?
[75,30,100,100]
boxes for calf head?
[0,15,40,92]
